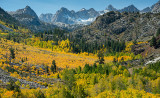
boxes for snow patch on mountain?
[76,17,96,25]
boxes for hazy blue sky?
[0,0,159,16]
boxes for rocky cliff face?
[52,7,76,24]
[39,13,54,23]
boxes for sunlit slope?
[0,39,112,68]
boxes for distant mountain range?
[0,0,160,31]
[40,7,100,25]
[39,1,160,25]
[39,5,141,25]
[68,0,160,43]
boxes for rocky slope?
[140,0,160,13]
[71,11,160,43]
[152,0,160,13]
[0,67,45,88]
[39,13,54,23]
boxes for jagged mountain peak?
[60,7,69,11]
[71,10,75,13]
[18,6,34,12]
[25,5,31,10]
[80,8,86,11]
[52,7,74,24]
[108,4,114,8]
[119,4,139,12]
[8,6,46,30]
[141,7,152,13]
[124,4,137,9]
[50,7,100,25]
[88,8,96,12]
[56,7,73,15]
[106,4,117,11]
[57,7,72,15]
[9,6,38,19]
[128,4,135,7]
